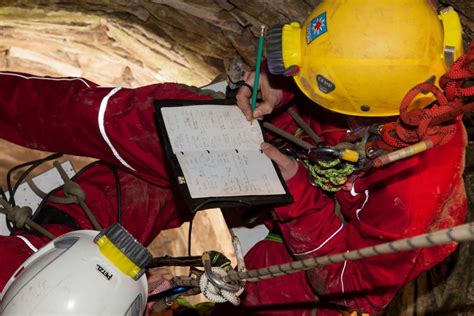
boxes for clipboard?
[154,99,293,212]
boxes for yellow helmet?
[266,1,464,117]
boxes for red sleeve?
[0,72,211,186]
[272,122,467,314]
[273,163,347,255]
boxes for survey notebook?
[154,99,293,212]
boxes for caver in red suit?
[0,71,213,293]
[237,84,467,316]
[0,71,467,315]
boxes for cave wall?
[1,0,472,72]
[0,0,320,72]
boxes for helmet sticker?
[306,12,327,44]
[316,75,335,94]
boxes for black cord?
[0,186,7,202]
[188,215,194,257]
[11,159,122,234]
[32,160,104,227]
[186,199,251,260]
[40,160,122,225]
[5,152,63,232]
[7,152,63,206]
[101,162,122,224]
[0,185,9,229]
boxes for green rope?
[304,158,355,192]
[291,128,356,192]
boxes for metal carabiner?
[202,252,241,293]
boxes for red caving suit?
[0,72,467,315]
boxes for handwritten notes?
[161,105,286,198]
[162,106,264,152]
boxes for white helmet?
[0,224,151,316]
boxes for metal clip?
[202,252,241,293]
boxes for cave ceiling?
[0,0,473,88]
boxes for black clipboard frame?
[154,99,293,212]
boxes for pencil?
[251,25,265,113]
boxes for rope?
[0,197,56,240]
[175,222,474,290]
[305,158,355,192]
[378,41,474,151]
[199,267,244,305]
[223,221,474,283]
[26,175,76,204]
[52,161,102,231]
[264,116,357,192]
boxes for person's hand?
[147,267,173,294]
[261,142,298,180]
[145,268,174,316]
[236,71,283,121]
